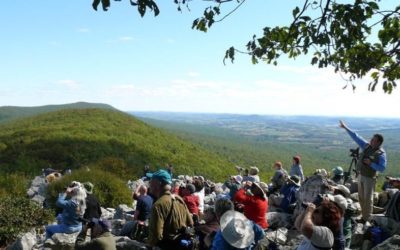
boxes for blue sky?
[1,1,399,117]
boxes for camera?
[301,194,324,209]
[349,147,359,158]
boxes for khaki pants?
[358,175,376,221]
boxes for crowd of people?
[41,120,400,250]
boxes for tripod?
[344,149,359,183]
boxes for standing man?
[147,169,193,249]
[339,120,387,223]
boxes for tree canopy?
[92,0,400,93]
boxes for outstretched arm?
[339,120,368,149]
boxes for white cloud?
[56,80,80,90]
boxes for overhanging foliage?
[92,0,400,93]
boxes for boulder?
[43,231,80,250]
[102,207,115,219]
[6,230,37,250]
[267,212,292,229]
[114,204,134,220]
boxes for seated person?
[195,206,220,250]
[45,181,86,239]
[269,161,288,193]
[331,166,345,185]
[295,200,342,250]
[211,209,265,250]
[75,218,116,250]
[234,182,268,229]
[279,175,301,213]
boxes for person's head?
[312,200,341,233]
[293,155,301,164]
[215,198,234,220]
[203,206,217,223]
[148,169,172,198]
[249,166,259,175]
[83,182,94,195]
[89,218,111,239]
[371,134,384,148]
[332,166,344,177]
[138,184,148,195]
[274,161,283,170]
[193,179,204,192]
[186,183,196,194]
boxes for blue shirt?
[346,129,386,172]
[211,221,265,250]
[57,193,82,227]
[279,184,299,213]
[290,164,304,182]
[136,195,153,221]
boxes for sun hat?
[233,175,243,184]
[146,169,172,184]
[249,166,259,175]
[326,194,348,212]
[220,210,255,248]
[252,182,267,199]
[333,166,344,176]
[334,184,350,198]
[315,168,328,178]
[288,175,301,186]
[83,182,94,194]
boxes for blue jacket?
[57,193,82,226]
[279,184,299,213]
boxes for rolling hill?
[0,102,116,123]
[0,108,231,180]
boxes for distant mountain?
[0,109,230,180]
[0,102,116,123]
[132,111,400,178]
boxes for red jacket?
[234,189,268,229]
[183,194,200,215]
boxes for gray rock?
[114,204,134,220]
[101,207,115,220]
[43,231,80,250]
[7,230,37,250]
[115,237,147,250]
[31,195,45,205]
[267,212,292,229]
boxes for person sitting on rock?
[224,175,242,200]
[195,206,220,250]
[83,182,102,222]
[45,181,86,239]
[183,183,200,223]
[211,198,265,250]
[331,166,345,185]
[269,161,288,194]
[295,200,342,250]
[75,218,116,250]
[278,175,301,213]
[234,182,269,229]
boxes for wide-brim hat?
[83,182,94,194]
[146,169,172,184]
[233,175,243,184]
[288,175,301,186]
[249,166,259,175]
[252,182,267,199]
[220,210,254,249]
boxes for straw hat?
[220,210,254,248]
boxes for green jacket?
[147,191,193,247]
[75,231,116,250]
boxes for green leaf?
[292,7,300,18]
